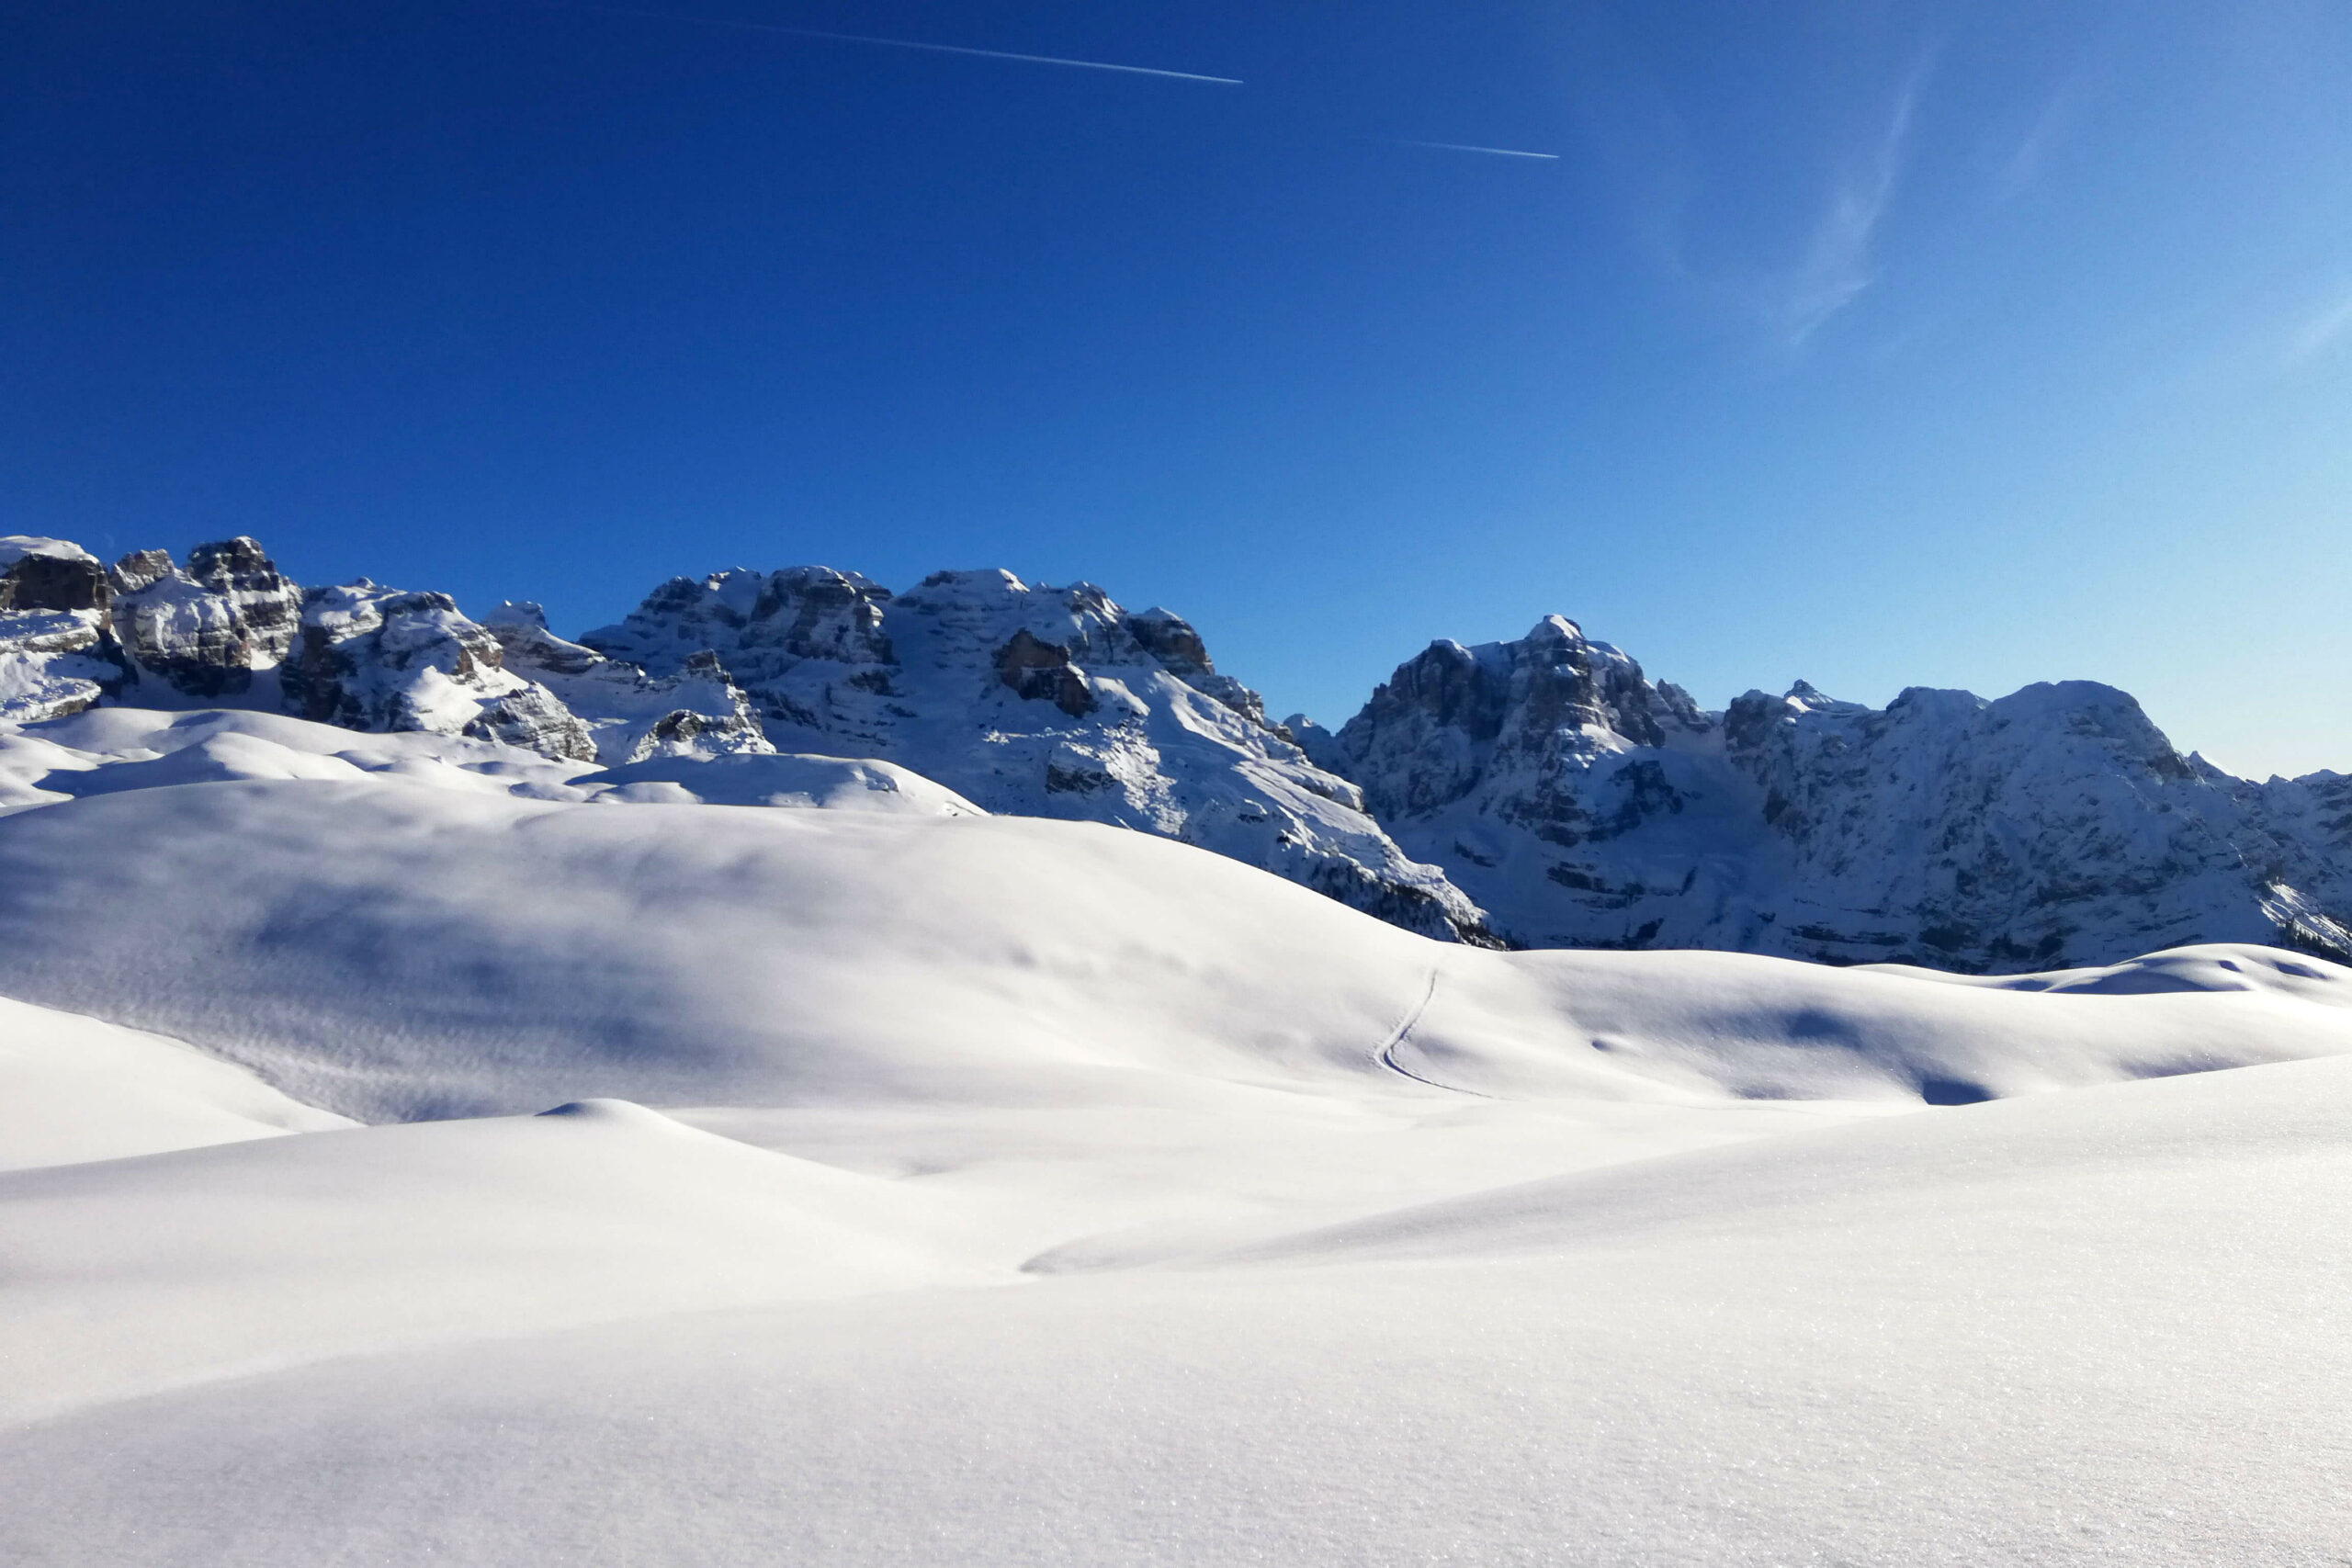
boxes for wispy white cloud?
[2283,288,2352,367]
[1763,58,1932,348]
[1989,85,2076,203]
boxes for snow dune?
[0,993,348,1171]
[0,748,2345,1122]
[6,1059,2350,1565]
[0,1099,983,1426]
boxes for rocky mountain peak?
[107,537,303,701]
[1333,615,1709,826]
[5,523,2346,967]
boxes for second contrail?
[581,6,1243,84]
[1396,140,1560,161]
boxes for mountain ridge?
[3,529,2343,970]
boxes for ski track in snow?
[1374,959,1487,1096]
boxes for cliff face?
[0,538,123,724]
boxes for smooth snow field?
[5,708,2352,1564]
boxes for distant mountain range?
[4,532,2345,970]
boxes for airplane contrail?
[1396,140,1559,161]
[580,5,1244,85]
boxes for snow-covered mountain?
[1318,615,2352,970]
[9,560,2352,1562]
[576,564,1490,942]
[0,535,1487,942]
[8,527,2349,968]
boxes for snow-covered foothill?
[0,761,2345,1124]
[0,705,595,809]
[581,750,984,814]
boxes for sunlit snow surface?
[4,707,2350,1564]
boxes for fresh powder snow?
[2,693,2351,1562]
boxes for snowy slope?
[6,1057,2352,1565]
[0,994,350,1171]
[0,704,2348,1562]
[0,749,2346,1122]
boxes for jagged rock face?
[1329,617,2352,970]
[0,538,122,722]
[485,604,775,764]
[1340,616,1711,826]
[285,582,594,761]
[109,536,302,700]
[1332,616,1736,951]
[584,566,1493,943]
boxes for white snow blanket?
[2,705,2349,1564]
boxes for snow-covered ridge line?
[6,528,2347,967]
[0,536,1491,943]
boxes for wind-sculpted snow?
[0,748,2346,1122]
[8,1053,2352,1564]
[1326,615,2352,969]
[0,993,349,1172]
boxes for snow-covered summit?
[1323,616,2352,970]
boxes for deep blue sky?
[6,1,2348,775]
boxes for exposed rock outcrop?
[284,582,594,761]
[109,536,302,701]
[0,538,122,722]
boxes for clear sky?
[6,1,2348,776]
